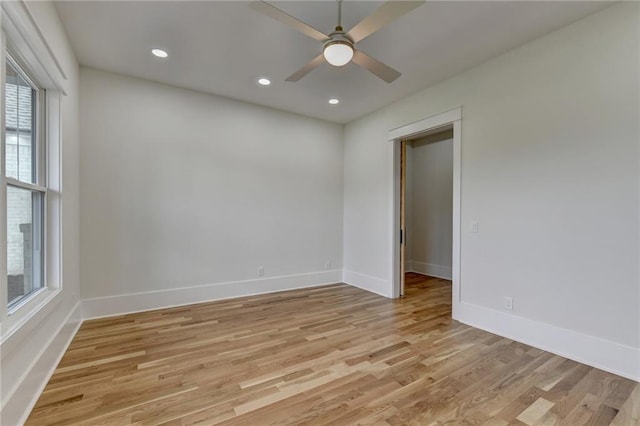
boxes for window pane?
[4,61,36,184]
[7,185,44,307]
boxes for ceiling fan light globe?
[323,42,354,67]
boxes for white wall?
[79,68,343,310]
[1,1,81,423]
[343,3,639,377]
[406,133,453,280]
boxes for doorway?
[403,128,454,289]
[389,107,461,318]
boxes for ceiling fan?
[250,0,425,83]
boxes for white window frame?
[0,20,63,339]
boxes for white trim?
[1,291,63,401]
[45,91,62,293]
[1,0,67,94]
[390,141,401,298]
[0,30,8,325]
[83,270,343,319]
[18,2,68,81]
[390,140,402,298]
[451,119,461,317]
[456,301,640,382]
[1,289,61,344]
[388,107,462,141]
[407,261,452,280]
[388,107,462,320]
[1,301,82,426]
[342,270,392,298]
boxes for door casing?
[388,107,462,319]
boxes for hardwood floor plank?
[516,397,555,425]
[611,383,640,425]
[25,274,638,425]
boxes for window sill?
[1,287,62,344]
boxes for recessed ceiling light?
[257,78,271,86]
[328,98,340,105]
[151,49,168,58]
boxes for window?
[1,5,63,335]
[3,57,46,310]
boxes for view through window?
[4,59,45,308]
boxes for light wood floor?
[26,273,638,425]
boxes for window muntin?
[4,57,46,310]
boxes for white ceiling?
[54,1,609,124]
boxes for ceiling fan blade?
[351,50,401,83]
[250,1,329,42]
[346,1,424,43]
[286,54,325,82]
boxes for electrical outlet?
[258,266,264,277]
[325,261,331,270]
[504,296,513,311]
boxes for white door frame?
[388,107,462,319]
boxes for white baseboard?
[83,270,343,319]
[1,301,82,426]
[407,261,452,280]
[456,301,640,382]
[342,270,392,298]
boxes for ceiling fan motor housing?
[324,27,353,49]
